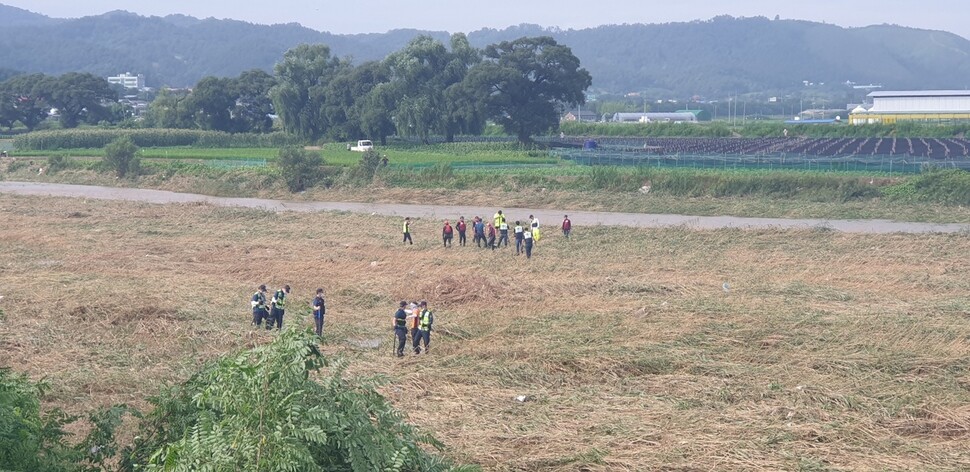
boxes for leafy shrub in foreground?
[0,369,131,472]
[121,329,470,472]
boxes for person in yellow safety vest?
[268,285,290,331]
[251,284,269,327]
[493,210,506,231]
[413,300,434,354]
[402,217,413,245]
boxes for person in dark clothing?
[524,229,534,259]
[456,217,467,246]
[442,220,454,247]
[393,301,408,357]
[312,288,326,336]
[268,285,290,331]
[514,221,525,255]
[562,215,572,239]
[498,221,510,247]
[474,217,486,248]
[486,223,496,250]
[251,284,268,327]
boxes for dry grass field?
[1,193,969,471]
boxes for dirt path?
[2,181,968,234]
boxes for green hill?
[1,5,968,97]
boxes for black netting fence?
[551,149,969,173]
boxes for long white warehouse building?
[850,90,970,125]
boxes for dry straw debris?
[1,193,969,470]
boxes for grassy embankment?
[3,138,970,223]
[0,193,968,470]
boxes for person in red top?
[562,215,572,239]
[486,223,496,250]
[456,216,467,246]
[442,220,454,247]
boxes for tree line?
[0,72,122,131]
[1,35,591,144]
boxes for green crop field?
[9,142,560,167]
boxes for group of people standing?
[250,285,327,336]
[404,211,574,260]
[393,300,434,356]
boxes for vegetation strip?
[3,181,968,234]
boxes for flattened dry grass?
[1,194,969,470]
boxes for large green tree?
[320,60,390,141]
[1,74,52,131]
[45,73,117,128]
[465,36,591,144]
[232,69,276,133]
[144,88,193,128]
[0,87,18,130]
[357,82,398,145]
[270,44,348,140]
[442,33,486,141]
[386,36,450,143]
[186,76,235,131]
[385,34,482,143]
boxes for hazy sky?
[6,0,969,39]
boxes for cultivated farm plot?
[9,142,561,168]
[0,194,968,471]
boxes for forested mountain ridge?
[0,3,59,26]
[1,5,968,96]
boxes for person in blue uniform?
[392,301,408,357]
[312,288,326,336]
[268,285,290,331]
[251,284,268,327]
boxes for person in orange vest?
[442,220,454,247]
[412,300,434,354]
[406,301,420,347]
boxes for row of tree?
[147,34,591,143]
[0,72,121,131]
[1,35,591,144]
